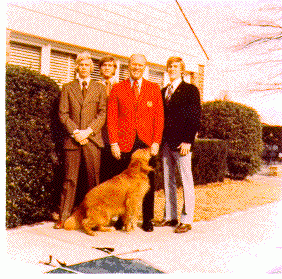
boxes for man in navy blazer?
[158,56,201,233]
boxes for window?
[149,69,164,88]
[90,58,101,81]
[9,42,41,72]
[119,64,129,82]
[49,50,76,87]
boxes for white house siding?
[7,0,206,91]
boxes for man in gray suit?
[54,52,107,229]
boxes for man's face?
[129,55,146,80]
[77,59,92,79]
[100,61,116,79]
[167,62,183,82]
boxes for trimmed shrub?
[192,139,227,185]
[6,64,62,228]
[154,139,228,190]
[198,100,263,180]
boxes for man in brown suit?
[54,52,107,229]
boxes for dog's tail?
[64,203,85,230]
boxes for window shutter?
[149,69,164,88]
[9,42,41,72]
[119,64,129,82]
[49,50,76,87]
[90,58,101,81]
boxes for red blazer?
[107,78,164,152]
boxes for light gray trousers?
[162,143,195,224]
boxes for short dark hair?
[99,55,117,69]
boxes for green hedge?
[192,139,227,185]
[6,64,62,228]
[154,139,228,190]
[198,100,263,180]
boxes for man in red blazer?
[107,54,164,232]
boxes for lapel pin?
[147,101,153,107]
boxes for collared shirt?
[100,76,117,86]
[129,77,143,91]
[165,77,182,99]
[78,76,91,90]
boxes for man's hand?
[150,142,159,156]
[73,128,93,144]
[79,138,89,145]
[111,143,121,160]
[177,142,191,156]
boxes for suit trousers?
[113,135,155,223]
[162,142,195,224]
[59,141,101,222]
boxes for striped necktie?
[165,84,173,104]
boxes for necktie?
[165,84,173,105]
[132,80,139,99]
[105,80,111,97]
[82,81,87,99]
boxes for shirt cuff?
[110,143,119,147]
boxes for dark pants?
[100,144,117,183]
[113,136,156,224]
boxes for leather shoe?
[53,220,64,229]
[154,219,178,227]
[174,223,192,233]
[142,221,154,232]
[114,217,124,230]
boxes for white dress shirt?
[165,77,182,99]
[100,76,117,86]
[129,77,143,92]
[78,76,91,90]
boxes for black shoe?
[142,221,154,232]
[114,217,124,230]
[154,219,178,227]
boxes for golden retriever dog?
[64,148,153,235]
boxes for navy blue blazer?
[161,80,202,150]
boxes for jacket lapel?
[170,81,185,102]
[83,79,96,105]
[70,80,83,106]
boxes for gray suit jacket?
[59,79,107,149]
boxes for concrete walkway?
[6,175,282,274]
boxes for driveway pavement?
[5,174,282,274]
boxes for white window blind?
[49,50,76,87]
[9,42,41,72]
[90,58,101,81]
[119,64,129,82]
[149,69,164,88]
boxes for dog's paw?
[124,222,136,232]
[82,219,97,236]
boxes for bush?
[192,139,227,185]
[198,100,263,180]
[6,64,62,228]
[154,139,228,190]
